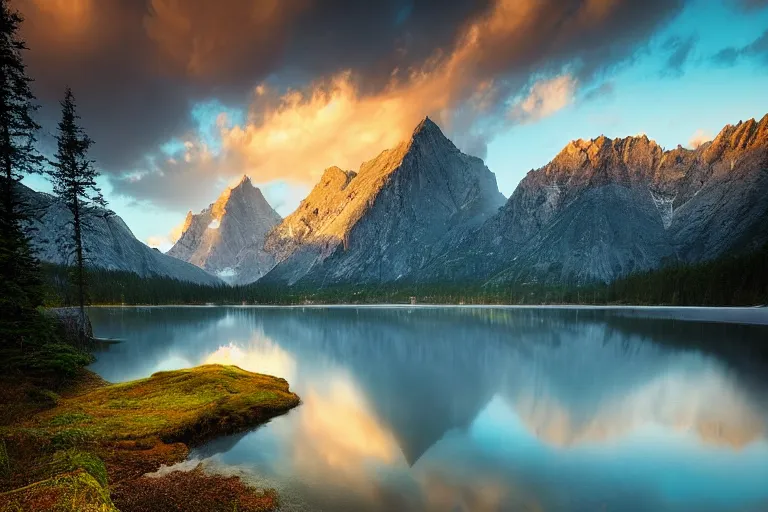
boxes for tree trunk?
[73,193,87,346]
[1,123,12,222]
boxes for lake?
[88,306,768,512]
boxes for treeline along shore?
[42,242,768,307]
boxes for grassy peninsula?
[0,365,300,512]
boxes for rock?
[43,307,94,347]
[168,176,281,285]
[260,117,506,286]
[422,113,768,285]
[18,184,222,285]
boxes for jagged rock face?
[424,114,768,285]
[261,117,506,286]
[18,184,222,285]
[668,117,768,262]
[168,176,281,285]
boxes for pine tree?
[47,87,107,342]
[0,0,45,352]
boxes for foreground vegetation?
[43,243,768,307]
[0,365,299,511]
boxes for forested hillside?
[43,244,768,307]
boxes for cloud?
[732,0,768,11]
[660,35,697,77]
[688,129,713,149]
[13,0,489,175]
[583,81,616,102]
[145,213,189,252]
[712,28,768,66]
[142,0,308,82]
[108,0,679,210]
[15,0,684,212]
[145,235,172,252]
[509,74,578,123]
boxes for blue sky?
[22,0,768,251]
[487,0,768,195]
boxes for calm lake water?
[88,306,768,512]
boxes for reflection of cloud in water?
[204,339,296,382]
[291,375,401,486]
[416,469,543,512]
[152,354,194,374]
[509,361,764,449]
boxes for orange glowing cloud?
[287,375,401,496]
[105,0,681,210]
[510,74,578,123]
[27,0,93,33]
[213,0,584,188]
[219,73,445,186]
[689,129,714,149]
[144,0,308,79]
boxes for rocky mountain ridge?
[259,117,507,286]
[423,114,768,284]
[168,176,281,285]
[18,183,222,285]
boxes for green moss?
[50,450,108,487]
[51,428,95,450]
[0,469,117,512]
[0,441,9,479]
[25,388,59,408]
[49,412,93,426]
[28,365,299,446]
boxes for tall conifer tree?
[48,87,106,334]
[0,0,44,351]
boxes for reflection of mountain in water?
[256,308,768,457]
[88,307,768,460]
[259,309,504,466]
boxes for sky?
[14,0,768,251]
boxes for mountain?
[423,114,768,285]
[18,183,222,285]
[168,176,281,285]
[260,117,506,286]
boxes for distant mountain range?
[424,114,768,285]
[18,183,221,285]
[23,113,768,290]
[257,113,768,287]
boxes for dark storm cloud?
[14,0,686,212]
[280,0,494,92]
[14,0,491,173]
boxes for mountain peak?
[704,113,768,162]
[411,116,446,141]
[235,175,252,188]
[168,178,281,284]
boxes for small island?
[0,364,300,512]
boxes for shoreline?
[84,304,768,326]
